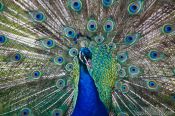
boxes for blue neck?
[72,60,108,116]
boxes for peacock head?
[79,47,92,67]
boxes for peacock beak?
[84,56,92,68]
[79,51,92,67]
[87,59,92,68]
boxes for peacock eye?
[147,80,158,90]
[15,54,21,61]
[64,27,76,38]
[54,56,65,65]
[69,0,82,12]
[41,39,56,49]
[108,42,116,50]
[56,79,66,88]
[58,57,63,62]
[116,52,128,63]
[69,48,78,57]
[128,1,142,15]
[52,109,63,116]
[32,11,46,22]
[32,71,42,79]
[87,20,98,32]
[120,84,129,94]
[47,40,53,46]
[118,68,126,78]
[65,63,74,72]
[129,3,138,13]
[124,34,137,45]
[150,51,157,58]
[149,81,155,87]
[20,108,31,116]
[0,35,5,43]
[103,19,114,32]
[128,65,140,76]
[102,0,114,7]
[36,13,43,20]
[162,24,174,34]
[11,52,23,62]
[0,2,5,12]
[148,50,163,61]
[0,35,8,46]
[95,35,104,44]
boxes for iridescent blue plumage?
[72,48,108,116]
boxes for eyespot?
[117,112,129,116]
[95,35,104,44]
[54,56,65,65]
[162,24,174,34]
[108,42,116,50]
[128,1,142,15]
[120,84,129,94]
[52,109,63,116]
[69,0,82,12]
[103,19,114,32]
[0,35,8,46]
[33,11,46,22]
[0,2,5,12]
[102,0,114,7]
[116,52,128,63]
[41,39,55,49]
[69,48,78,57]
[87,20,98,32]
[64,27,76,38]
[147,80,158,90]
[123,34,137,45]
[11,52,23,62]
[119,68,126,78]
[20,108,31,116]
[32,71,42,79]
[65,63,73,72]
[148,50,163,61]
[128,65,140,76]
[56,79,66,88]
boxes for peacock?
[0,0,175,116]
